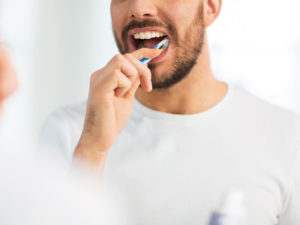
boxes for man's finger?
[114,70,132,97]
[108,54,138,80]
[130,48,162,60]
[126,76,141,98]
[124,54,152,92]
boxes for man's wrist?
[73,143,109,169]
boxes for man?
[39,0,300,224]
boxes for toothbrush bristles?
[155,38,169,50]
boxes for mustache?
[121,19,178,43]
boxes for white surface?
[38,85,300,225]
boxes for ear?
[203,0,222,27]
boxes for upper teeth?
[133,31,165,40]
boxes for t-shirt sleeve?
[37,109,79,170]
[278,144,300,225]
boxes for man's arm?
[71,48,161,176]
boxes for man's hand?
[73,48,161,170]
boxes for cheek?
[161,0,198,18]
[111,3,127,37]
[160,2,199,41]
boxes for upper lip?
[128,27,169,38]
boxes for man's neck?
[135,43,228,115]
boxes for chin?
[149,57,172,76]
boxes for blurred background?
[0,0,300,147]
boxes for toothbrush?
[140,38,169,64]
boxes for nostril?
[131,13,152,18]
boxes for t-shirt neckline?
[133,84,234,124]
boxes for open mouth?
[130,31,170,51]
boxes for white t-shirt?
[38,85,300,225]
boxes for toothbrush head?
[154,38,170,50]
[161,39,169,49]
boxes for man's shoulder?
[48,101,87,123]
[41,101,87,135]
[233,86,300,124]
[232,87,300,163]
[38,101,87,164]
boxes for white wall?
[209,0,300,111]
[33,0,118,135]
[1,0,300,145]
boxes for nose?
[128,0,157,19]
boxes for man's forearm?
[72,144,109,176]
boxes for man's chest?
[104,131,284,225]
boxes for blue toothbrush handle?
[140,58,151,64]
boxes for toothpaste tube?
[208,190,247,225]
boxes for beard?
[113,4,205,89]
